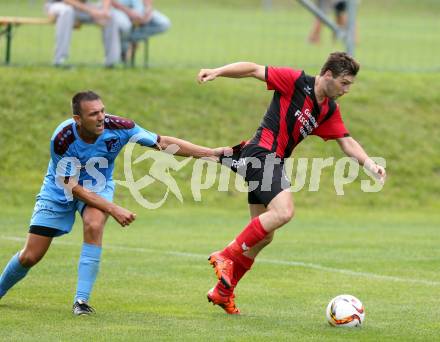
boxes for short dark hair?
[71,91,101,116]
[320,52,360,77]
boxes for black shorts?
[29,225,64,237]
[220,142,291,207]
[334,1,347,14]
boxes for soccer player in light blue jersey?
[0,90,229,315]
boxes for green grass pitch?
[1,208,440,341]
[0,66,439,342]
[0,0,440,340]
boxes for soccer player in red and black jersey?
[197,52,386,314]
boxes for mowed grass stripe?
[2,235,438,287]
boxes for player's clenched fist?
[109,205,137,227]
[373,164,387,185]
[364,159,387,185]
[197,69,218,83]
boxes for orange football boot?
[208,251,234,289]
[207,286,240,315]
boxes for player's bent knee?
[276,207,295,226]
[19,250,44,267]
[84,221,103,233]
[83,220,104,241]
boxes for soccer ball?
[326,294,365,327]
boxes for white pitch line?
[259,258,440,286]
[1,235,439,287]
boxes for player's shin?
[233,256,253,284]
[0,252,30,298]
[209,218,265,289]
[74,243,102,303]
[222,247,254,288]
[223,216,268,257]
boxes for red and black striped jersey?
[248,66,349,159]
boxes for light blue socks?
[1,244,102,302]
[74,243,102,303]
[0,252,30,298]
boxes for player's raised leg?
[210,190,293,283]
[244,204,274,259]
[0,233,53,299]
[72,206,108,316]
[208,191,294,314]
[208,203,270,314]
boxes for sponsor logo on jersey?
[105,137,121,152]
[304,85,312,95]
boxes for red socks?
[233,256,253,285]
[216,217,268,296]
[225,217,268,255]
[216,253,254,297]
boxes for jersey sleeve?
[50,141,80,178]
[312,105,350,141]
[266,66,302,94]
[125,124,159,147]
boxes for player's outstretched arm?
[197,62,265,83]
[62,178,136,227]
[337,136,386,184]
[157,136,232,161]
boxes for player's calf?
[0,253,30,298]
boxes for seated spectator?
[111,0,170,62]
[45,0,121,67]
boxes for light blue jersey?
[30,114,157,235]
[38,114,157,204]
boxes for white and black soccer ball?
[326,294,365,327]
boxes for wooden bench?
[0,15,149,67]
[0,16,54,65]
